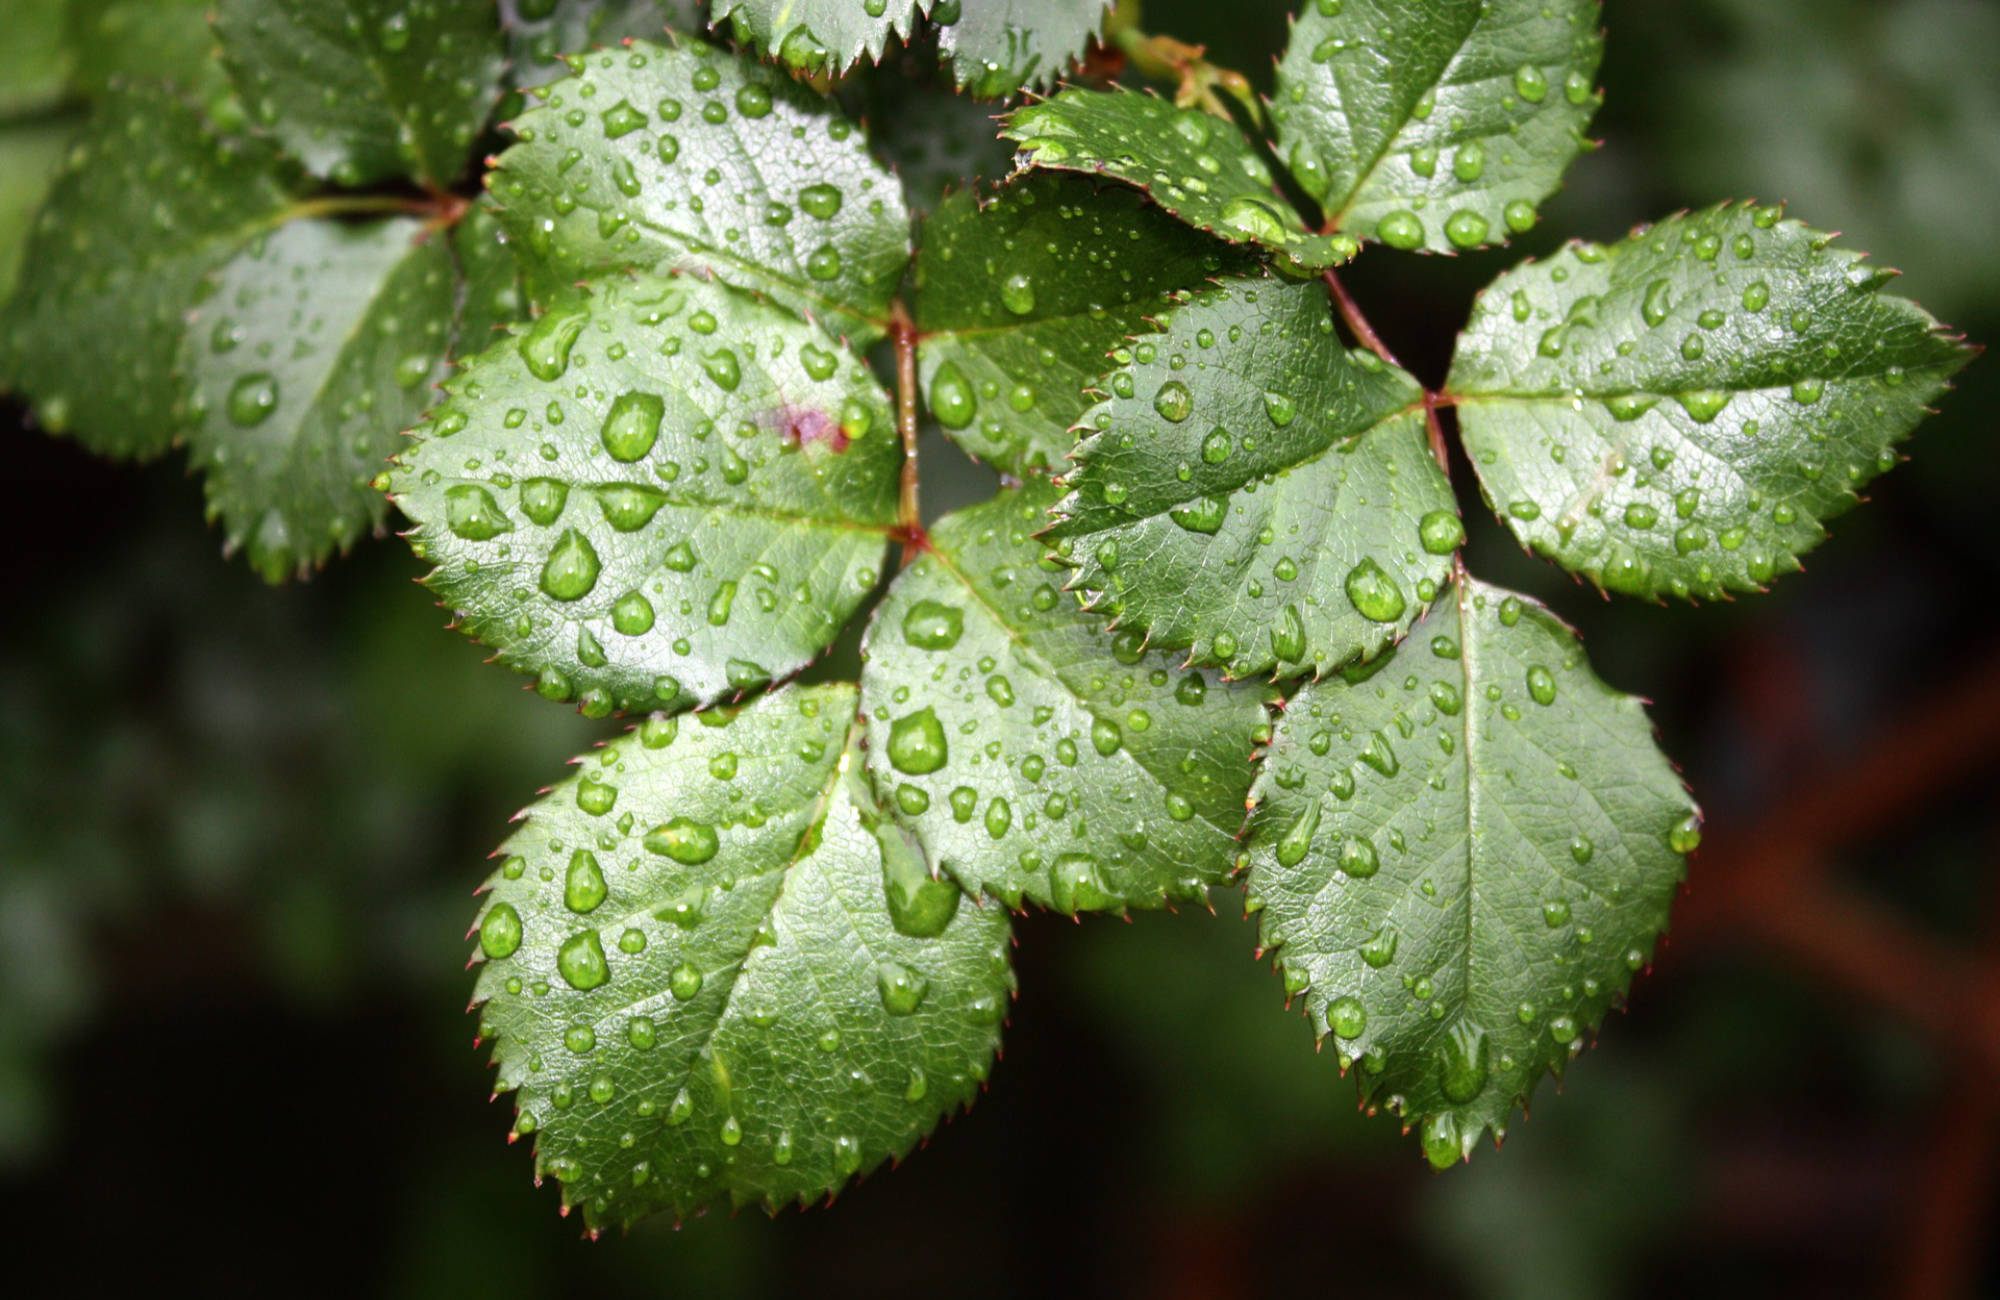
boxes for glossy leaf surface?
[934,0,1109,97]
[861,483,1272,913]
[1005,89,1360,271]
[909,172,1248,476]
[390,273,898,717]
[1271,0,1603,252]
[1047,274,1456,679]
[473,684,1014,1228]
[489,39,911,344]
[1244,573,1696,1166]
[1449,205,1975,599]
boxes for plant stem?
[287,193,444,222]
[890,300,926,562]
[1322,268,1402,370]
[1422,391,1452,476]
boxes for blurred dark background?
[4,0,1999,1295]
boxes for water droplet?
[645,818,719,864]
[479,902,522,958]
[1437,1025,1489,1103]
[600,391,663,461]
[1339,836,1379,878]
[887,708,948,774]
[1444,210,1489,249]
[519,306,586,381]
[1327,995,1367,1039]
[901,599,963,650]
[445,485,513,540]
[557,930,609,990]
[805,244,842,281]
[226,372,279,427]
[700,347,741,391]
[798,183,843,219]
[1270,604,1306,663]
[1219,195,1290,245]
[539,529,601,601]
[1344,558,1407,623]
[929,361,976,429]
[1525,666,1557,706]
[520,477,568,525]
[1201,428,1232,463]
[1513,63,1549,102]
[876,961,929,1015]
[1169,495,1226,535]
[1422,1113,1461,1169]
[669,960,703,1000]
[1276,801,1320,867]
[565,849,608,912]
[601,99,647,138]
[1677,390,1731,423]
[1375,210,1424,250]
[1153,380,1193,422]
[612,591,655,635]
[1000,273,1036,316]
[1418,510,1464,555]
[1668,814,1702,854]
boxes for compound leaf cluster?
[0,0,1975,1229]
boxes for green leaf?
[213,0,503,187]
[389,272,898,718]
[860,482,1272,913]
[0,85,293,459]
[1447,204,1976,600]
[502,0,695,92]
[712,0,931,77]
[934,0,1110,97]
[453,200,535,358]
[0,119,73,307]
[1243,572,1697,1168]
[0,0,73,120]
[909,172,1250,476]
[181,217,455,583]
[489,39,912,345]
[1270,0,1603,253]
[472,683,1014,1228]
[68,0,229,105]
[1004,89,1360,271]
[1045,274,1457,679]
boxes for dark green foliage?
[0,0,1974,1228]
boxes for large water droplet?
[519,306,587,381]
[600,391,663,461]
[539,529,601,601]
[1000,273,1036,316]
[901,599,963,650]
[479,902,522,959]
[645,818,719,863]
[876,961,929,1014]
[565,849,608,913]
[887,708,948,774]
[1327,995,1367,1039]
[445,485,513,540]
[226,372,279,427]
[929,361,976,429]
[557,930,610,990]
[1437,1025,1490,1103]
[1153,381,1193,422]
[1344,558,1407,623]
